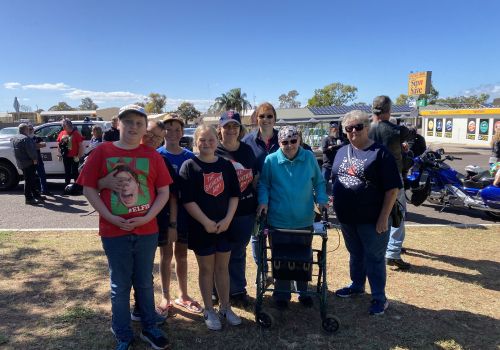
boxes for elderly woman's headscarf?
[278,125,299,143]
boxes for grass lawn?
[0,226,499,350]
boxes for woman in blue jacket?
[257,126,328,309]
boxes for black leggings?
[63,156,79,185]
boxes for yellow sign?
[408,71,431,96]
[420,108,500,116]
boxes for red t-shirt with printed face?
[77,142,173,237]
[57,129,84,157]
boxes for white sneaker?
[203,309,222,331]
[218,307,242,326]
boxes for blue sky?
[1,0,499,113]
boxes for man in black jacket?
[12,124,42,205]
[322,121,346,192]
[369,96,411,270]
[103,115,120,141]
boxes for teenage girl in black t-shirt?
[179,125,242,330]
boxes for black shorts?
[158,229,188,246]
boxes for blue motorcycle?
[406,148,500,220]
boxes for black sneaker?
[298,296,313,308]
[140,328,169,350]
[386,258,411,270]
[230,293,250,308]
[25,198,40,205]
[334,286,365,298]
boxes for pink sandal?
[174,298,203,313]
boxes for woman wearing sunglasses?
[257,125,327,309]
[242,102,281,273]
[331,110,401,316]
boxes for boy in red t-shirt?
[77,105,172,350]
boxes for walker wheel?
[256,311,273,329]
[322,315,340,333]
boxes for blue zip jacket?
[241,129,280,173]
[258,147,327,229]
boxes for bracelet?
[168,222,177,229]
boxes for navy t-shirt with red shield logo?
[179,156,240,250]
[216,142,257,216]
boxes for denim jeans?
[340,223,390,302]
[269,227,312,301]
[321,167,332,194]
[228,214,255,296]
[36,159,48,193]
[386,187,407,260]
[101,233,158,342]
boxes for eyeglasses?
[281,138,299,146]
[345,123,365,132]
[121,119,146,128]
[258,114,274,120]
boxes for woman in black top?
[216,111,257,307]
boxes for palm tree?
[212,88,251,114]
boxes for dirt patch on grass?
[0,227,499,349]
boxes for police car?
[0,120,110,190]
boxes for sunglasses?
[281,138,299,146]
[146,130,164,139]
[345,123,365,132]
[258,114,274,120]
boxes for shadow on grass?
[404,248,500,291]
[2,291,498,350]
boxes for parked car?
[0,127,19,140]
[180,127,195,151]
[0,120,110,190]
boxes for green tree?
[145,93,167,114]
[436,93,490,108]
[49,102,75,111]
[176,102,201,125]
[79,97,99,110]
[211,88,251,114]
[418,83,439,104]
[307,83,358,107]
[278,90,301,108]
[396,94,411,105]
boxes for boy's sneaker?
[115,339,134,350]
[218,307,242,326]
[131,309,167,325]
[334,286,365,298]
[369,299,389,316]
[140,328,169,350]
[203,309,222,331]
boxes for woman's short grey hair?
[342,110,370,133]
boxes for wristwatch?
[168,222,177,229]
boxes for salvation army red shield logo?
[203,172,224,197]
[231,160,253,192]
